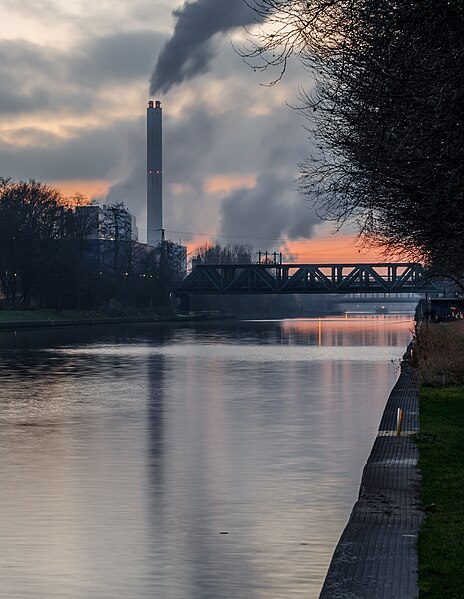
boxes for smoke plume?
[150,0,259,95]
[219,173,320,247]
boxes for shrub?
[413,321,464,386]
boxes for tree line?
[1,178,311,317]
[0,178,338,317]
[244,0,464,287]
[0,178,179,311]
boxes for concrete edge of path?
[318,347,423,599]
[0,315,234,331]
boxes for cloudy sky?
[0,0,381,261]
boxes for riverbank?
[417,385,464,597]
[319,321,464,597]
[412,321,464,597]
[0,309,234,330]
[319,348,423,598]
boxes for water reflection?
[0,317,412,598]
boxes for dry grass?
[413,321,464,386]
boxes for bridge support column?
[179,294,191,313]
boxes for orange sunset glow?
[49,180,111,202]
[204,174,256,194]
[282,235,387,263]
[178,233,387,264]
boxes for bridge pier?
[178,294,191,312]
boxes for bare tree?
[0,179,64,308]
[242,1,464,281]
[99,202,134,276]
[194,242,253,264]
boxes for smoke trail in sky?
[150,0,259,94]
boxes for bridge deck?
[175,263,439,296]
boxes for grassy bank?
[417,386,464,598]
[414,321,464,597]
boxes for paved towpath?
[319,353,423,598]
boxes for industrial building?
[75,204,138,241]
[146,99,187,279]
[147,100,163,247]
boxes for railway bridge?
[174,262,441,311]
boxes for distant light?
[156,170,160,174]
[148,170,152,174]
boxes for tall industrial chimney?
[147,100,162,246]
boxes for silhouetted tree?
[99,202,134,275]
[243,1,464,280]
[0,180,184,312]
[137,240,181,311]
[194,242,253,264]
[0,179,65,308]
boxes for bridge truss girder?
[175,263,441,296]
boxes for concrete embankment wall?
[0,317,159,330]
[319,351,423,599]
[0,314,233,331]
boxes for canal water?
[0,316,412,599]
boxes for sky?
[0,0,384,262]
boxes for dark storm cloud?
[150,0,260,94]
[0,31,163,116]
[74,30,164,87]
[0,40,62,114]
[0,121,136,181]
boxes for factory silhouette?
[76,100,187,281]
[0,101,188,312]
[147,100,163,246]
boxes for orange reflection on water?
[279,316,413,348]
